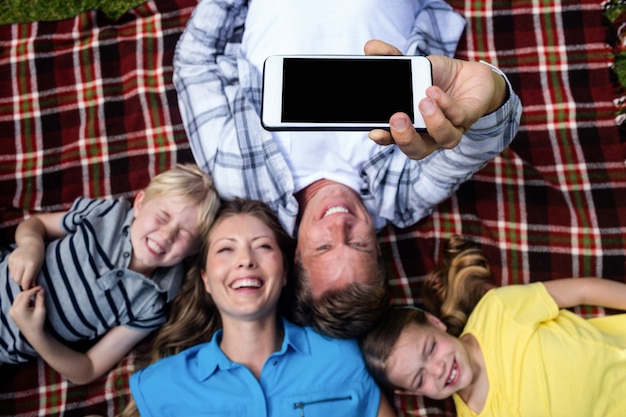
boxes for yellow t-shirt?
[452,282,626,417]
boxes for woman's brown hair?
[119,198,294,417]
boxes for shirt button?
[271,360,278,366]
[116,271,124,277]
[123,252,130,258]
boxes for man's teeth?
[323,206,349,218]
[232,278,262,289]
[147,239,165,254]
[447,364,457,385]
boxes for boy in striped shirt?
[1,164,220,384]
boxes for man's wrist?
[480,61,511,114]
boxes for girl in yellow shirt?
[360,235,626,417]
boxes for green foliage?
[604,0,626,93]
[0,0,147,25]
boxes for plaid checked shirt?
[173,0,523,236]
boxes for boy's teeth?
[147,239,164,254]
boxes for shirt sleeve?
[173,0,299,235]
[173,0,249,175]
[404,0,466,57]
[489,282,559,326]
[129,370,155,417]
[384,65,523,228]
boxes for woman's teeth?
[232,278,262,289]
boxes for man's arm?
[173,0,249,173]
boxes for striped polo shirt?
[0,197,184,363]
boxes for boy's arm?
[376,392,397,417]
[9,211,67,289]
[543,277,626,311]
[10,286,149,385]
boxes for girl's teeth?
[447,364,457,385]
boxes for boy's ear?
[133,190,146,216]
[426,312,447,331]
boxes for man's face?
[296,183,380,299]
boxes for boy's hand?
[10,286,47,337]
[8,240,45,289]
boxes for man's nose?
[327,215,350,237]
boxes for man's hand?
[365,39,507,160]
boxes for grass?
[0,0,146,25]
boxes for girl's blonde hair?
[120,198,294,417]
[142,163,221,238]
[359,235,494,394]
[421,234,493,337]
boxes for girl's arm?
[8,211,67,289]
[543,277,626,311]
[10,286,149,385]
[376,392,397,417]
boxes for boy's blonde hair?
[142,164,220,238]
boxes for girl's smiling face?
[201,213,286,323]
[384,317,478,400]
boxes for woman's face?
[384,318,477,400]
[201,213,287,322]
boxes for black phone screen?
[281,58,414,123]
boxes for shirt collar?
[196,317,312,381]
[95,215,184,301]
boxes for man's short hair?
[286,255,389,339]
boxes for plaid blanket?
[0,0,625,416]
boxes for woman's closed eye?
[216,245,233,253]
[256,243,274,250]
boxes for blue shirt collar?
[197,317,311,380]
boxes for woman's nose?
[237,248,256,268]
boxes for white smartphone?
[261,55,432,131]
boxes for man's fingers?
[420,92,463,149]
[389,113,439,159]
[368,129,395,146]
[364,39,403,56]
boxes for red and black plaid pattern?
[0,0,625,416]
[0,0,196,245]
[0,1,196,416]
[388,1,626,415]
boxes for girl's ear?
[426,312,447,331]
